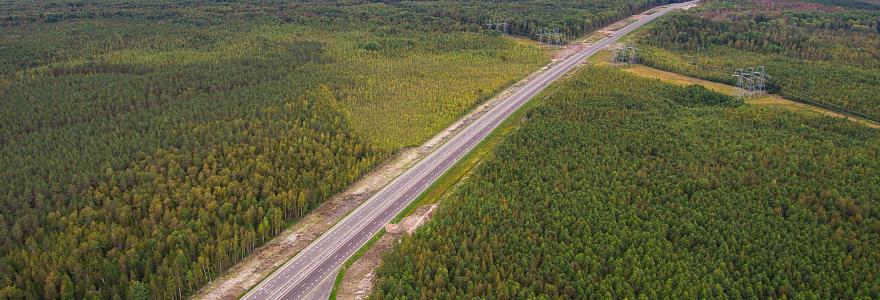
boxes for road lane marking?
[246,3,697,299]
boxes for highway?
[242,2,697,299]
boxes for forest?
[633,0,880,121]
[0,0,678,299]
[392,0,687,42]
[372,66,880,298]
[0,1,548,299]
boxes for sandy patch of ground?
[681,1,701,10]
[621,63,738,95]
[552,42,586,61]
[336,204,438,300]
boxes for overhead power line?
[733,66,770,98]
[612,43,639,65]
[634,47,880,123]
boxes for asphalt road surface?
[242,2,698,299]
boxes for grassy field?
[323,31,546,149]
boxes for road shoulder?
[192,40,553,300]
[330,4,704,298]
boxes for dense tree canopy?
[0,1,548,298]
[392,0,688,42]
[1,0,681,298]
[372,67,880,299]
[634,0,880,121]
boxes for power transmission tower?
[612,45,625,64]
[544,28,552,46]
[733,66,770,98]
[734,68,746,98]
[485,20,509,34]
[753,66,768,92]
[612,43,638,65]
[531,27,564,46]
[554,28,560,46]
[627,44,638,64]
[745,67,755,94]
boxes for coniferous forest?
[372,67,880,299]
[394,0,686,41]
[634,0,880,121]
[0,0,677,298]
[0,2,541,299]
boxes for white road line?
[243,3,697,299]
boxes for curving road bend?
[242,2,698,299]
